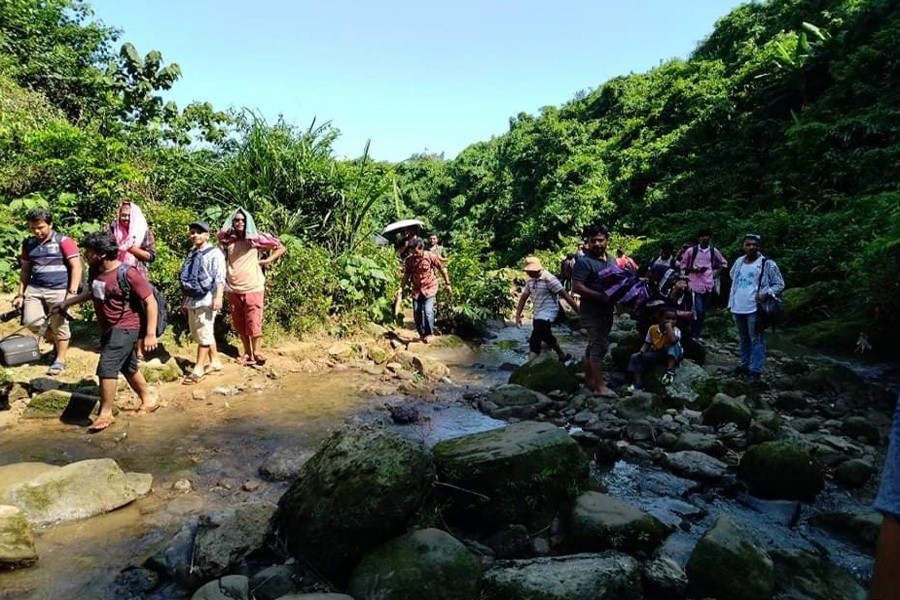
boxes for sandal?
[253,353,267,366]
[88,415,115,433]
[181,372,204,386]
[47,361,65,376]
[236,355,254,366]
[135,396,160,415]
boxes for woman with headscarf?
[218,208,285,366]
[109,200,157,359]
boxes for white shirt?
[525,271,564,321]
[731,257,762,314]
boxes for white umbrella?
[382,219,425,238]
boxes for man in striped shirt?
[515,257,579,361]
[11,209,82,376]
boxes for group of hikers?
[516,225,785,397]
[9,204,284,432]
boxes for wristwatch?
[67,289,78,295]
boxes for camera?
[0,307,22,323]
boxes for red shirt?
[403,251,444,298]
[90,265,153,335]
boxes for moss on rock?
[739,441,825,501]
[508,353,579,394]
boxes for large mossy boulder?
[645,360,709,407]
[481,384,553,420]
[739,441,825,501]
[433,421,589,529]
[276,425,434,581]
[508,353,579,394]
[772,548,866,600]
[686,515,775,600]
[0,505,38,569]
[193,501,277,581]
[483,552,642,600]
[0,459,152,526]
[702,393,752,429]
[140,357,183,383]
[348,528,481,600]
[566,492,669,554]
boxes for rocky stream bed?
[0,311,898,600]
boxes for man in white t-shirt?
[727,234,785,382]
[514,257,579,361]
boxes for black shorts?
[529,319,557,354]
[97,328,140,379]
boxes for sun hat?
[523,257,544,272]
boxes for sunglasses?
[233,218,245,223]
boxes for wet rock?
[481,384,553,420]
[241,479,261,492]
[348,528,482,600]
[194,501,277,580]
[662,451,728,482]
[277,425,434,581]
[107,566,160,599]
[328,342,356,361]
[624,420,654,443]
[275,595,354,600]
[508,353,579,394]
[662,360,709,407]
[807,511,882,552]
[145,516,201,587]
[483,552,641,600]
[566,492,669,554]
[0,505,37,569]
[0,458,152,526]
[775,390,808,412]
[614,392,662,420]
[249,564,298,600]
[841,416,880,444]
[140,357,183,383]
[739,442,825,501]
[787,417,823,433]
[485,524,532,559]
[702,393,752,429]
[433,421,589,529]
[833,458,875,488]
[656,432,678,449]
[21,389,83,419]
[686,515,774,600]
[191,575,249,600]
[737,495,801,527]
[259,448,315,482]
[772,548,866,600]
[172,479,193,493]
[641,556,688,599]
[672,432,726,458]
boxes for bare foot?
[593,386,618,399]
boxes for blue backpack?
[179,246,217,298]
[117,265,168,338]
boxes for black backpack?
[117,265,168,338]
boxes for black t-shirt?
[572,252,614,317]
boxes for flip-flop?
[236,355,254,366]
[47,361,65,376]
[253,354,267,366]
[135,399,160,415]
[88,416,115,433]
[181,372,204,386]
[593,389,619,399]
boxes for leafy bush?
[437,234,515,335]
[332,242,400,326]
[263,238,336,336]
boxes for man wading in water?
[572,225,617,398]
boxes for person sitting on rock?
[514,257,579,362]
[626,306,683,392]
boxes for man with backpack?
[180,220,226,385]
[678,228,728,340]
[53,230,160,432]
[12,208,82,376]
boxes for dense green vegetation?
[394,0,899,351]
[1,0,897,351]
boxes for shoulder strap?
[756,258,768,292]
[117,264,133,299]
[689,246,699,270]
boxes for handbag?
[756,258,785,325]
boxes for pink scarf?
[113,201,149,266]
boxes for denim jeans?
[627,345,683,374]
[732,311,766,373]
[413,294,436,337]
[692,291,711,338]
[875,395,900,517]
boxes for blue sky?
[89,0,745,162]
